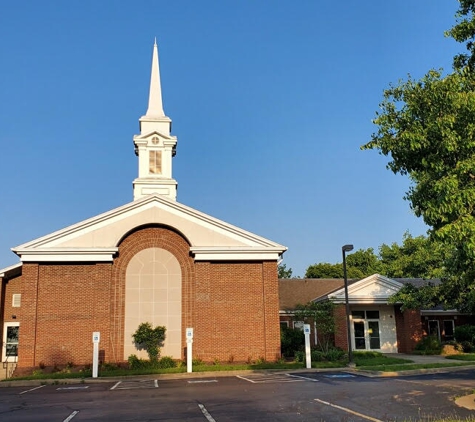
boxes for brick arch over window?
[110,226,195,362]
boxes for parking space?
[110,379,158,390]
[236,373,309,383]
[0,370,473,421]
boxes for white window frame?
[2,322,19,362]
[443,319,455,340]
[428,320,440,340]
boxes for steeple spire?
[133,41,178,201]
[145,38,165,117]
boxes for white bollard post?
[304,324,311,369]
[186,328,193,373]
[92,332,100,378]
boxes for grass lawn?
[6,352,474,381]
[446,354,475,361]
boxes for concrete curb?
[1,364,474,388]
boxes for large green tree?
[362,1,475,312]
[305,262,364,279]
[304,235,446,280]
[379,232,447,279]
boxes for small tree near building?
[132,322,166,362]
[293,300,336,353]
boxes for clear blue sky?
[0,1,463,277]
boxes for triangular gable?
[133,130,175,141]
[13,195,286,262]
[328,274,403,304]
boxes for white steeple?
[133,41,178,201]
[145,38,165,118]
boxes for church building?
[0,42,287,372]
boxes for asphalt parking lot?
[0,369,474,421]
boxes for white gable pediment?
[13,195,286,262]
[328,274,403,304]
[133,130,175,142]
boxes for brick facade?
[5,225,281,369]
[394,307,424,353]
[333,304,348,351]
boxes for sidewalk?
[385,353,455,364]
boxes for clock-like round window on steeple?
[151,136,159,145]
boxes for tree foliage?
[379,232,447,279]
[293,301,336,353]
[132,322,166,362]
[388,282,440,312]
[305,262,363,279]
[304,234,446,281]
[361,1,475,312]
[278,263,293,279]
[446,0,475,70]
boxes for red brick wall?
[395,306,424,353]
[2,273,22,324]
[14,224,281,368]
[334,304,348,351]
[194,261,280,362]
[18,264,39,367]
[18,263,112,367]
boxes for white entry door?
[2,322,19,362]
[352,310,381,351]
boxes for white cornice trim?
[331,297,395,304]
[191,246,283,261]
[15,248,118,262]
[420,309,462,315]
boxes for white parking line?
[286,374,319,382]
[188,380,218,384]
[198,403,216,422]
[236,375,257,383]
[314,398,383,422]
[237,374,305,383]
[62,410,79,422]
[19,385,46,395]
[110,381,121,390]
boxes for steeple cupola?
[133,40,178,201]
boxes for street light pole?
[342,244,354,367]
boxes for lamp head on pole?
[342,244,354,253]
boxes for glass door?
[3,323,19,362]
[368,321,380,349]
[351,311,381,351]
[353,321,366,349]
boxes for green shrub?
[353,351,383,359]
[280,326,304,357]
[414,335,443,354]
[297,348,345,363]
[132,322,166,362]
[324,348,345,361]
[455,325,475,344]
[158,356,177,369]
[101,362,119,371]
[461,341,475,353]
[294,351,304,363]
[127,354,156,370]
[311,350,325,362]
